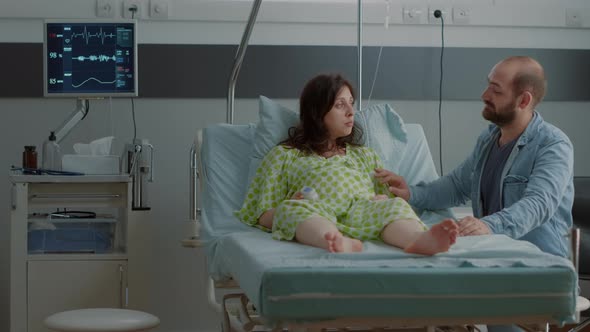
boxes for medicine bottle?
[42,131,62,171]
[22,146,38,169]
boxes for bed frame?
[185,124,584,332]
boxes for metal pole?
[194,1,262,224]
[227,0,262,124]
[189,131,201,222]
[357,0,363,111]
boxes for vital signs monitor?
[43,20,138,97]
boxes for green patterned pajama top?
[235,144,423,241]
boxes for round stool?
[44,308,160,332]
[578,296,590,312]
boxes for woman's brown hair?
[282,73,362,154]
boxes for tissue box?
[62,155,120,175]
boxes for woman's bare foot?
[324,231,363,253]
[404,219,458,255]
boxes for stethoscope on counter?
[11,166,84,176]
[32,210,97,219]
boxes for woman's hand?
[258,209,275,229]
[291,192,304,200]
[373,168,410,201]
[257,192,305,229]
[371,194,388,201]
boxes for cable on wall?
[109,97,114,138]
[366,0,390,109]
[434,9,445,176]
[366,46,384,109]
[131,98,137,142]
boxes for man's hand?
[457,216,492,236]
[373,168,410,201]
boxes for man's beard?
[482,100,517,126]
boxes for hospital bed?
[184,1,583,331]
[187,96,581,332]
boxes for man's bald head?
[497,56,546,109]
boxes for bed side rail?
[569,227,590,331]
[183,129,203,247]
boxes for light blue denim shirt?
[410,112,574,257]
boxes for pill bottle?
[22,145,38,169]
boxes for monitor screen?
[44,20,138,97]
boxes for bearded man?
[375,56,574,258]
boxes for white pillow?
[356,103,408,172]
[247,96,408,183]
[252,96,299,160]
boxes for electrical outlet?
[123,0,142,19]
[566,8,583,27]
[150,0,169,19]
[403,6,423,24]
[453,5,471,25]
[96,0,115,18]
[428,7,450,24]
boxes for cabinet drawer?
[27,260,127,332]
[28,183,128,208]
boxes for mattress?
[209,229,577,325]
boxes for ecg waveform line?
[70,26,115,45]
[74,55,117,62]
[72,77,118,88]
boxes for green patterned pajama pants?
[272,197,425,241]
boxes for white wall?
[1,0,590,48]
[1,1,590,331]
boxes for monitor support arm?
[53,99,89,144]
